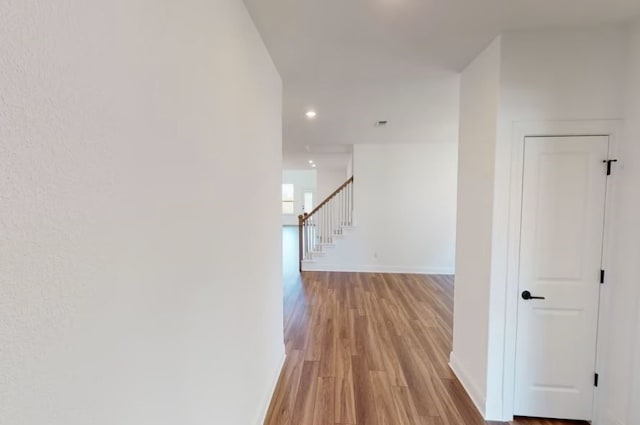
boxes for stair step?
[302,223,354,270]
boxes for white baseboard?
[301,263,455,274]
[256,348,287,425]
[449,351,486,418]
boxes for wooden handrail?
[299,176,353,222]
[298,176,353,271]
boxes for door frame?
[501,120,623,422]
[301,187,316,214]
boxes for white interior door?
[303,190,315,214]
[514,136,609,420]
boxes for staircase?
[298,176,353,271]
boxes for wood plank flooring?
[266,227,587,425]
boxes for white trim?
[300,263,455,274]
[501,120,623,421]
[255,349,287,425]
[449,351,487,418]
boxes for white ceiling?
[284,75,460,152]
[244,0,640,159]
[283,151,352,170]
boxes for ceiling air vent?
[375,120,388,127]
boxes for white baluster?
[303,218,307,259]
[350,181,353,225]
[305,219,309,259]
[327,202,331,243]
[331,197,335,241]
[322,208,326,245]
[309,214,316,251]
[321,208,324,245]
[308,218,311,258]
[340,189,346,233]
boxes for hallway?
[265,227,587,425]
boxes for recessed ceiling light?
[308,160,314,164]
[306,111,317,119]
[311,163,317,168]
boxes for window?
[282,183,294,214]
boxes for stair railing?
[298,176,353,271]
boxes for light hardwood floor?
[265,227,587,425]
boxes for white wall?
[621,21,640,425]
[453,27,630,422]
[317,167,348,201]
[282,169,317,225]
[307,143,457,273]
[0,2,283,425]
[490,27,628,422]
[450,37,501,416]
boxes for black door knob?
[522,290,546,300]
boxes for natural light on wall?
[282,183,294,214]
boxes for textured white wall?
[622,20,640,425]
[450,37,501,417]
[0,1,284,424]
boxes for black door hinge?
[594,373,599,387]
[600,270,605,284]
[603,159,618,176]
